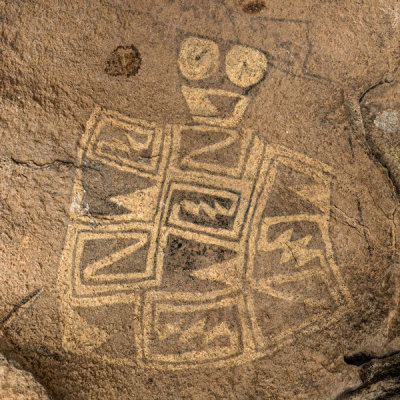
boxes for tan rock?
[0,0,400,398]
[0,354,50,400]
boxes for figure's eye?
[178,37,220,80]
[226,45,267,88]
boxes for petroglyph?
[178,37,220,80]
[58,34,351,370]
[225,45,268,88]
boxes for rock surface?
[1,0,400,399]
[0,353,50,400]
[335,350,400,399]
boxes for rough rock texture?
[335,350,400,399]
[1,0,400,399]
[0,353,50,399]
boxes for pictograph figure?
[58,33,350,370]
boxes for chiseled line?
[0,288,43,331]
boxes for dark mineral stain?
[242,1,266,14]
[105,45,141,77]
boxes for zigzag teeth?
[180,199,230,220]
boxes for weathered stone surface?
[1,0,400,399]
[0,353,50,400]
[335,350,400,399]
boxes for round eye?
[178,37,220,80]
[226,45,267,88]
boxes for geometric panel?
[59,105,351,370]
[141,292,245,367]
[71,228,158,299]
